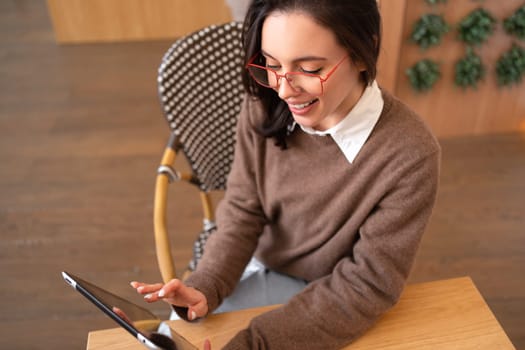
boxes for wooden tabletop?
[87,277,515,349]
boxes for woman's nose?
[277,76,299,99]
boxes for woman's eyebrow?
[261,50,327,63]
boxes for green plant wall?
[406,1,525,92]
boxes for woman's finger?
[112,307,133,325]
[187,298,208,319]
[130,279,208,315]
[156,280,208,317]
[130,282,164,295]
[160,279,201,303]
[130,281,166,302]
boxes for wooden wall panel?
[46,0,525,137]
[377,0,407,92]
[395,0,525,137]
[46,0,232,43]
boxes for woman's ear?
[349,53,367,72]
[356,60,367,73]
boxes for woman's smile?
[287,98,319,115]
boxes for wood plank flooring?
[1,1,524,349]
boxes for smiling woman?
[3,1,524,349]
[131,1,441,349]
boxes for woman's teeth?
[290,99,317,109]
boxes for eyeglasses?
[246,54,347,96]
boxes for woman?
[132,0,441,348]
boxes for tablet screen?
[62,271,196,350]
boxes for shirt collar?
[296,80,384,164]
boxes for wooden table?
[86,277,516,349]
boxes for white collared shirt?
[295,80,384,164]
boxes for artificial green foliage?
[406,59,441,92]
[495,44,525,86]
[410,14,450,50]
[457,8,497,46]
[503,5,525,41]
[454,47,485,89]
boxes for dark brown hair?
[241,0,381,148]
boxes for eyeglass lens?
[248,66,323,95]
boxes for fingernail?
[137,286,144,292]
[158,289,165,297]
[130,281,137,288]
[189,311,197,321]
[144,293,153,299]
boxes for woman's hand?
[130,279,208,321]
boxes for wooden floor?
[1,1,524,349]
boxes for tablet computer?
[62,271,197,350]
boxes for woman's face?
[261,11,366,131]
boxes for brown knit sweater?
[184,89,441,349]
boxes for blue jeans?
[214,257,308,313]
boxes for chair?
[154,22,246,283]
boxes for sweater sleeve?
[183,97,268,312]
[221,147,441,349]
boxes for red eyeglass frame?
[245,53,348,95]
